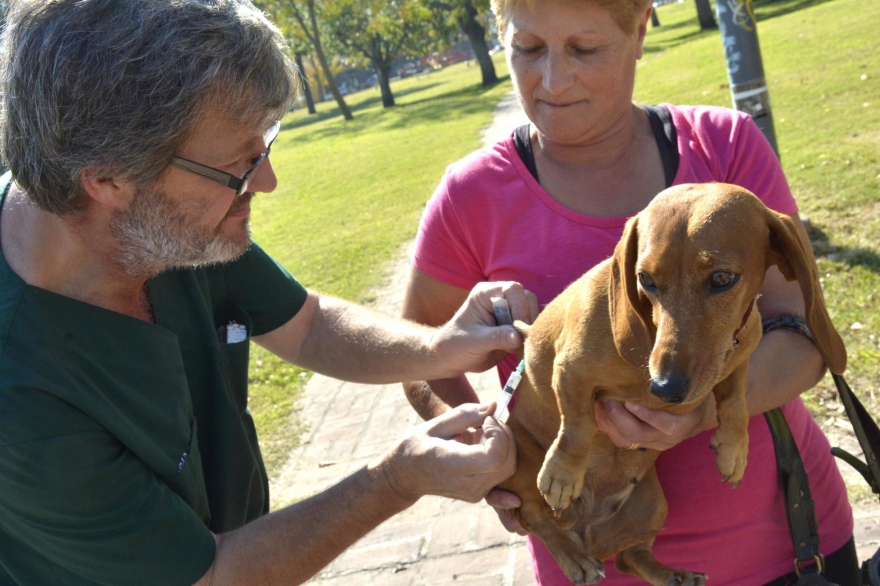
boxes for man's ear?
[79,168,135,209]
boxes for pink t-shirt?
[413,104,853,585]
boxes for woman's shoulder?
[664,103,753,137]
[442,134,521,187]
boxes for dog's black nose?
[650,373,690,404]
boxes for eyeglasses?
[170,120,281,197]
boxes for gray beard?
[109,185,251,279]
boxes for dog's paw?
[711,434,747,487]
[663,570,707,586]
[558,551,605,585]
[537,452,585,512]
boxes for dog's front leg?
[538,354,598,513]
[710,363,750,486]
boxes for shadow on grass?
[295,75,513,142]
[753,0,840,21]
[643,27,718,54]
[283,81,445,132]
[807,222,880,273]
[645,0,836,55]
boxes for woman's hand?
[594,397,718,451]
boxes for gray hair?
[0,0,299,216]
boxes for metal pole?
[715,0,779,157]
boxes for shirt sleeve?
[219,241,309,336]
[0,430,216,586]
[685,105,799,216]
[413,168,486,290]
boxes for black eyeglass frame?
[170,120,281,197]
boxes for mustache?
[228,192,254,215]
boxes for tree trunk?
[306,0,353,120]
[695,0,718,30]
[294,52,316,114]
[377,63,395,108]
[458,3,497,86]
[651,7,660,27]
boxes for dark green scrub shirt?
[0,173,308,585]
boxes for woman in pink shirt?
[401,0,857,584]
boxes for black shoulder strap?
[831,373,880,494]
[765,408,834,584]
[513,124,538,182]
[643,105,679,188]
[763,316,837,585]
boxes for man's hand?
[373,403,517,504]
[429,282,539,378]
[594,397,718,452]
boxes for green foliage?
[326,0,438,67]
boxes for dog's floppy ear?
[764,209,847,374]
[608,215,654,367]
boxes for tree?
[258,0,355,120]
[695,0,718,30]
[326,0,437,108]
[293,52,317,114]
[452,0,498,86]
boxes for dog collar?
[732,297,757,346]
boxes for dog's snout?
[650,373,690,404]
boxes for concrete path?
[269,92,880,584]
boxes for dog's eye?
[638,272,656,290]
[709,272,736,289]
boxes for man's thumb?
[426,403,491,438]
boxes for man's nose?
[248,156,277,194]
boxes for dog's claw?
[665,571,707,586]
[556,549,604,585]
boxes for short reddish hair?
[491,0,653,39]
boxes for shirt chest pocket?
[215,299,252,414]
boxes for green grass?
[641,0,880,500]
[249,54,512,476]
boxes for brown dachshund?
[500,183,847,585]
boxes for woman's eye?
[513,43,542,55]
[709,272,736,289]
[572,46,597,57]
[638,272,656,289]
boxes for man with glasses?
[0,1,532,584]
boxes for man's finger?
[424,403,492,439]
[500,284,535,326]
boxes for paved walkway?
[269,92,880,584]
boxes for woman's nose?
[542,50,574,96]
